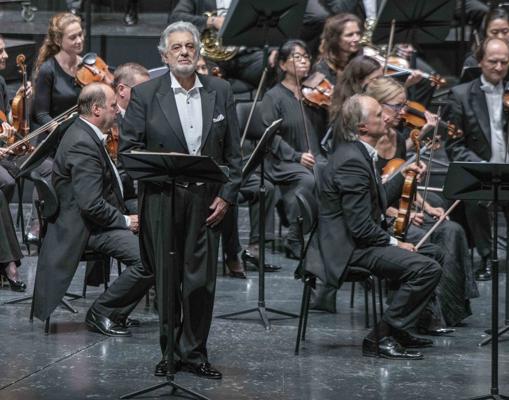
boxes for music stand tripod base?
[121,375,209,400]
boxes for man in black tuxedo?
[306,94,443,360]
[32,82,154,336]
[121,21,241,379]
[446,37,509,281]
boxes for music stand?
[119,151,228,400]
[219,0,306,149]
[444,162,509,400]
[217,119,297,329]
[372,0,455,44]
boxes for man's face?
[480,40,509,85]
[163,31,198,77]
[117,73,149,107]
[0,39,8,70]
[361,98,387,139]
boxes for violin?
[106,123,119,161]
[10,54,33,155]
[393,129,421,241]
[402,101,462,140]
[75,53,114,87]
[301,72,334,108]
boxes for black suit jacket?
[445,77,508,162]
[170,0,217,33]
[33,118,128,320]
[305,140,403,288]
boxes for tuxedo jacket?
[170,0,219,33]
[305,140,403,288]
[33,118,128,320]
[445,77,508,162]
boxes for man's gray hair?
[78,82,108,116]
[157,21,201,56]
[332,94,371,143]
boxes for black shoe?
[182,362,222,380]
[154,359,181,377]
[118,317,140,328]
[284,240,300,260]
[416,327,455,336]
[0,270,26,292]
[362,336,424,360]
[85,309,131,337]
[225,257,247,279]
[393,330,433,348]
[240,249,281,272]
[476,266,492,281]
[123,7,138,25]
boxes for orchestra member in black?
[305,94,443,359]
[260,39,327,259]
[121,21,241,379]
[446,37,509,281]
[32,82,154,336]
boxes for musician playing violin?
[366,77,479,330]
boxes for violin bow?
[414,200,461,250]
[292,55,311,152]
[383,19,396,76]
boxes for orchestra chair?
[28,170,110,334]
[293,189,380,356]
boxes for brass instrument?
[200,11,239,62]
[360,17,377,46]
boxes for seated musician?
[446,37,509,281]
[260,39,327,259]
[305,94,443,359]
[32,83,154,337]
[168,0,279,88]
[366,77,479,331]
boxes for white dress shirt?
[216,0,231,15]
[360,140,398,246]
[480,74,508,163]
[363,0,377,19]
[80,117,130,227]
[170,72,203,156]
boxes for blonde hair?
[34,12,82,79]
[363,76,405,104]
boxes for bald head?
[78,82,118,132]
[479,37,509,85]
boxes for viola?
[403,101,462,140]
[301,72,333,109]
[106,123,119,161]
[75,53,114,87]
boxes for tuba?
[200,11,239,62]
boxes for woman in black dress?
[33,12,83,128]
[260,39,327,258]
[366,77,479,329]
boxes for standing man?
[33,83,154,336]
[446,37,509,281]
[306,94,443,359]
[121,21,241,379]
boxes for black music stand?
[219,0,306,148]
[372,0,455,44]
[217,119,297,329]
[119,151,228,400]
[444,162,509,400]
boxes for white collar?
[360,139,378,161]
[480,74,504,93]
[170,71,203,94]
[80,116,108,143]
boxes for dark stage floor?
[0,207,509,400]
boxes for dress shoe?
[475,265,492,281]
[240,249,281,272]
[0,270,26,292]
[154,359,181,377]
[362,336,424,360]
[225,256,247,279]
[118,317,140,328]
[417,327,455,336]
[182,362,222,380]
[393,330,433,348]
[284,239,301,260]
[85,309,131,337]
[27,232,39,244]
[123,7,138,26]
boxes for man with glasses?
[446,37,509,281]
[121,21,241,380]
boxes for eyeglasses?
[290,53,310,62]
[383,102,407,113]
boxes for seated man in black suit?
[32,82,154,337]
[446,37,509,281]
[306,94,443,360]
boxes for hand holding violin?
[15,81,32,98]
[0,121,16,141]
[404,69,424,88]
[401,161,426,181]
[300,152,315,169]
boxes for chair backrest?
[235,100,264,142]
[30,170,59,219]
[296,189,318,236]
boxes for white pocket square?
[213,114,225,123]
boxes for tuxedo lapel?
[355,141,387,214]
[200,86,216,148]
[470,79,492,145]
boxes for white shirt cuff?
[389,236,398,246]
[124,215,131,228]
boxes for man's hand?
[127,215,139,233]
[206,196,229,227]
[410,211,424,226]
[300,152,315,169]
[425,205,445,219]
[398,241,416,252]
[402,161,426,181]
[404,69,424,88]
[0,122,16,141]
[16,81,32,98]
[0,147,10,160]
[207,15,224,30]
[268,50,278,68]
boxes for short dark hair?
[276,39,310,80]
[78,82,108,116]
[113,62,149,89]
